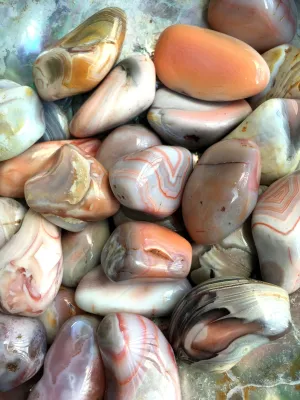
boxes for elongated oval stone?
[154,25,270,101]
[97,313,181,400]
[182,139,261,244]
[28,316,105,400]
[0,138,101,198]
[252,170,300,294]
[38,286,84,344]
[101,222,192,282]
[0,198,26,250]
[0,210,63,316]
[250,45,300,109]
[0,314,46,392]
[24,144,120,227]
[33,8,126,101]
[109,145,193,218]
[70,54,156,137]
[96,124,161,170]
[0,81,45,161]
[62,220,110,287]
[225,98,300,185]
[75,267,191,317]
[147,88,251,149]
[208,0,298,53]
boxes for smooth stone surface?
[33,7,126,101]
[252,170,300,294]
[0,198,26,250]
[154,25,270,101]
[113,206,186,234]
[96,124,161,170]
[0,138,101,198]
[226,98,300,185]
[0,314,46,392]
[40,101,70,142]
[25,144,120,225]
[97,313,181,400]
[182,139,261,245]
[208,0,298,53]
[75,266,191,317]
[250,44,300,109]
[62,220,110,287]
[109,145,192,218]
[190,221,257,284]
[170,277,291,372]
[101,222,192,281]
[0,81,45,161]
[38,286,84,344]
[147,88,252,150]
[70,54,156,137]
[28,316,105,400]
[0,210,62,316]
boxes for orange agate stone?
[154,25,270,101]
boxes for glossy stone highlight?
[25,144,120,229]
[252,170,300,294]
[154,25,270,101]
[250,45,300,109]
[97,313,181,400]
[96,124,161,170]
[0,314,46,392]
[0,138,101,198]
[70,55,156,137]
[170,277,291,372]
[101,222,192,281]
[62,220,110,287]
[38,286,84,344]
[75,267,191,317]
[0,198,26,250]
[28,316,105,400]
[0,80,45,161]
[33,7,127,101]
[226,98,300,185]
[147,88,251,149]
[182,139,261,244]
[208,0,298,53]
[0,210,62,316]
[109,145,192,218]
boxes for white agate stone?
[0,80,45,161]
[75,266,191,317]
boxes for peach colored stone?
[154,25,270,101]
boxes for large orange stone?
[154,25,270,101]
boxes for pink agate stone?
[28,316,105,400]
[109,145,193,218]
[97,313,181,399]
[182,139,261,245]
[208,0,298,53]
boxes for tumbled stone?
[182,139,261,244]
[96,124,161,170]
[154,25,270,101]
[250,44,300,109]
[208,0,298,53]
[70,55,156,137]
[109,145,192,218]
[147,88,251,149]
[33,8,126,101]
[252,170,300,294]
[226,98,300,185]
[0,80,45,161]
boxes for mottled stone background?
[1,1,300,399]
